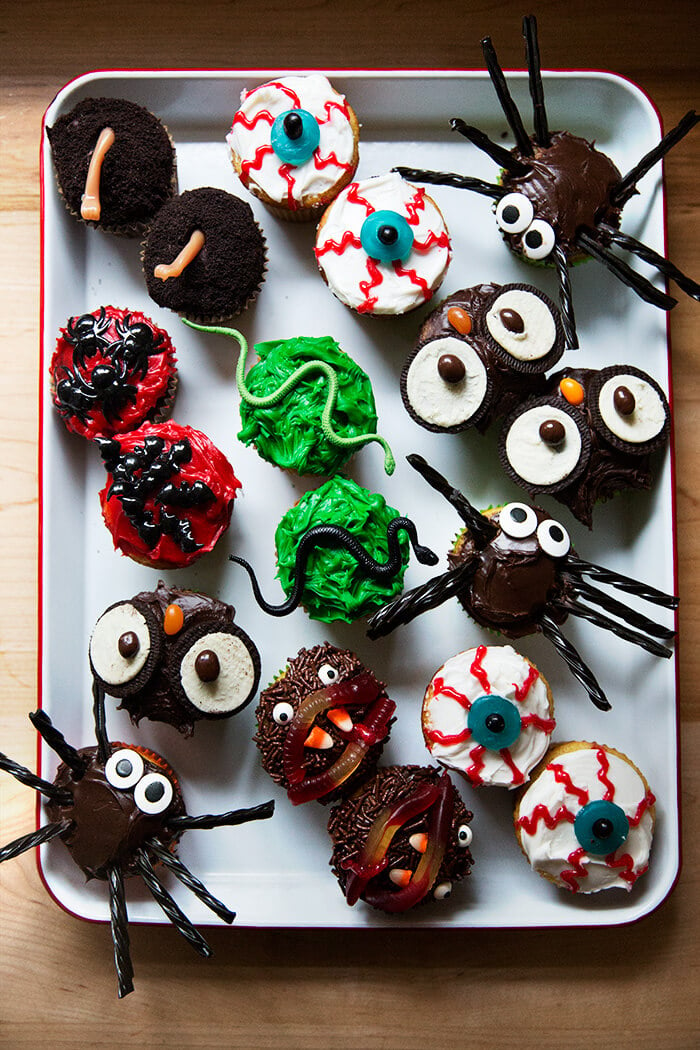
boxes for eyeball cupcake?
[422,645,555,788]
[514,741,655,893]
[315,172,451,316]
[227,74,359,221]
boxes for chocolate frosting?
[45,745,185,880]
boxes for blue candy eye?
[467,694,521,750]
[574,799,629,855]
[270,109,320,165]
[360,210,414,262]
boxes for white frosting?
[422,645,554,788]
[90,603,151,686]
[315,172,451,315]
[405,337,487,428]
[516,745,655,893]
[598,373,666,444]
[485,288,556,361]
[505,404,583,485]
[180,632,256,714]
[227,74,356,206]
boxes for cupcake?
[90,581,261,737]
[327,765,474,912]
[96,421,241,569]
[227,73,359,221]
[46,96,176,236]
[314,172,451,316]
[498,364,671,527]
[514,741,656,893]
[49,306,178,440]
[254,642,395,805]
[422,645,555,788]
[401,283,565,434]
[142,187,267,323]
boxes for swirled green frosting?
[238,335,382,475]
[275,476,410,623]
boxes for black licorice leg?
[0,753,72,803]
[392,166,507,200]
[167,799,275,832]
[562,575,676,641]
[29,710,88,776]
[539,614,611,711]
[553,600,673,658]
[367,561,477,640]
[407,454,499,545]
[92,679,110,765]
[135,850,212,958]
[597,222,700,301]
[552,243,579,350]
[450,119,529,174]
[611,110,699,206]
[481,34,533,156]
[146,840,236,924]
[522,14,550,147]
[565,553,679,609]
[576,230,678,309]
[0,819,72,864]
[107,862,134,999]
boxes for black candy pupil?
[511,507,528,523]
[485,713,506,733]
[116,758,133,778]
[525,229,543,248]
[502,205,520,225]
[284,113,303,140]
[145,780,165,803]
[592,818,614,839]
[377,225,398,246]
[549,525,564,543]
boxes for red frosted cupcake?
[97,421,241,568]
[50,306,177,440]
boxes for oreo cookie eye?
[133,772,174,815]
[596,370,669,449]
[496,192,534,234]
[467,694,522,750]
[318,663,340,685]
[536,519,570,558]
[501,401,587,490]
[521,218,556,261]
[484,288,558,363]
[574,799,629,855]
[272,701,294,725]
[499,502,538,539]
[403,336,489,431]
[89,602,154,690]
[179,628,259,716]
[433,881,452,900]
[457,824,473,848]
[360,210,414,262]
[105,748,144,790]
[270,108,320,165]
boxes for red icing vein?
[550,762,590,806]
[315,230,362,258]
[514,665,540,702]
[561,847,588,892]
[470,645,491,694]
[596,747,616,801]
[232,109,275,130]
[517,803,575,836]
[239,144,274,179]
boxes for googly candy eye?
[499,502,538,538]
[360,210,414,263]
[105,748,144,790]
[574,799,629,855]
[133,772,174,815]
[273,701,295,726]
[496,192,534,234]
[467,694,522,750]
[457,824,473,849]
[521,218,556,261]
[433,881,453,900]
[318,663,340,685]
[178,626,260,716]
[89,601,158,692]
[536,519,570,559]
[270,109,320,165]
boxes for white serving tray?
[38,69,679,929]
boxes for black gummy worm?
[230,518,438,617]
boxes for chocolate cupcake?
[46,96,176,236]
[142,187,267,323]
[254,642,395,805]
[327,765,474,912]
[90,581,261,737]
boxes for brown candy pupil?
[118,631,140,658]
[195,649,220,682]
[499,308,525,334]
[437,354,466,384]
[613,385,636,416]
[539,419,566,446]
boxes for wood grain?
[1,1,698,1045]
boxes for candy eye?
[105,748,144,790]
[457,824,473,849]
[270,108,320,165]
[273,701,295,725]
[402,336,490,432]
[574,799,629,855]
[591,366,670,454]
[496,192,534,233]
[499,399,590,492]
[499,502,538,538]
[360,210,414,262]
[89,601,158,694]
[133,772,174,815]
[521,218,556,260]
[178,626,260,717]
[433,881,452,900]
[467,694,522,750]
[318,663,340,685]
[484,286,561,367]
[536,519,570,558]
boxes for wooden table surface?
[1,2,698,1046]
